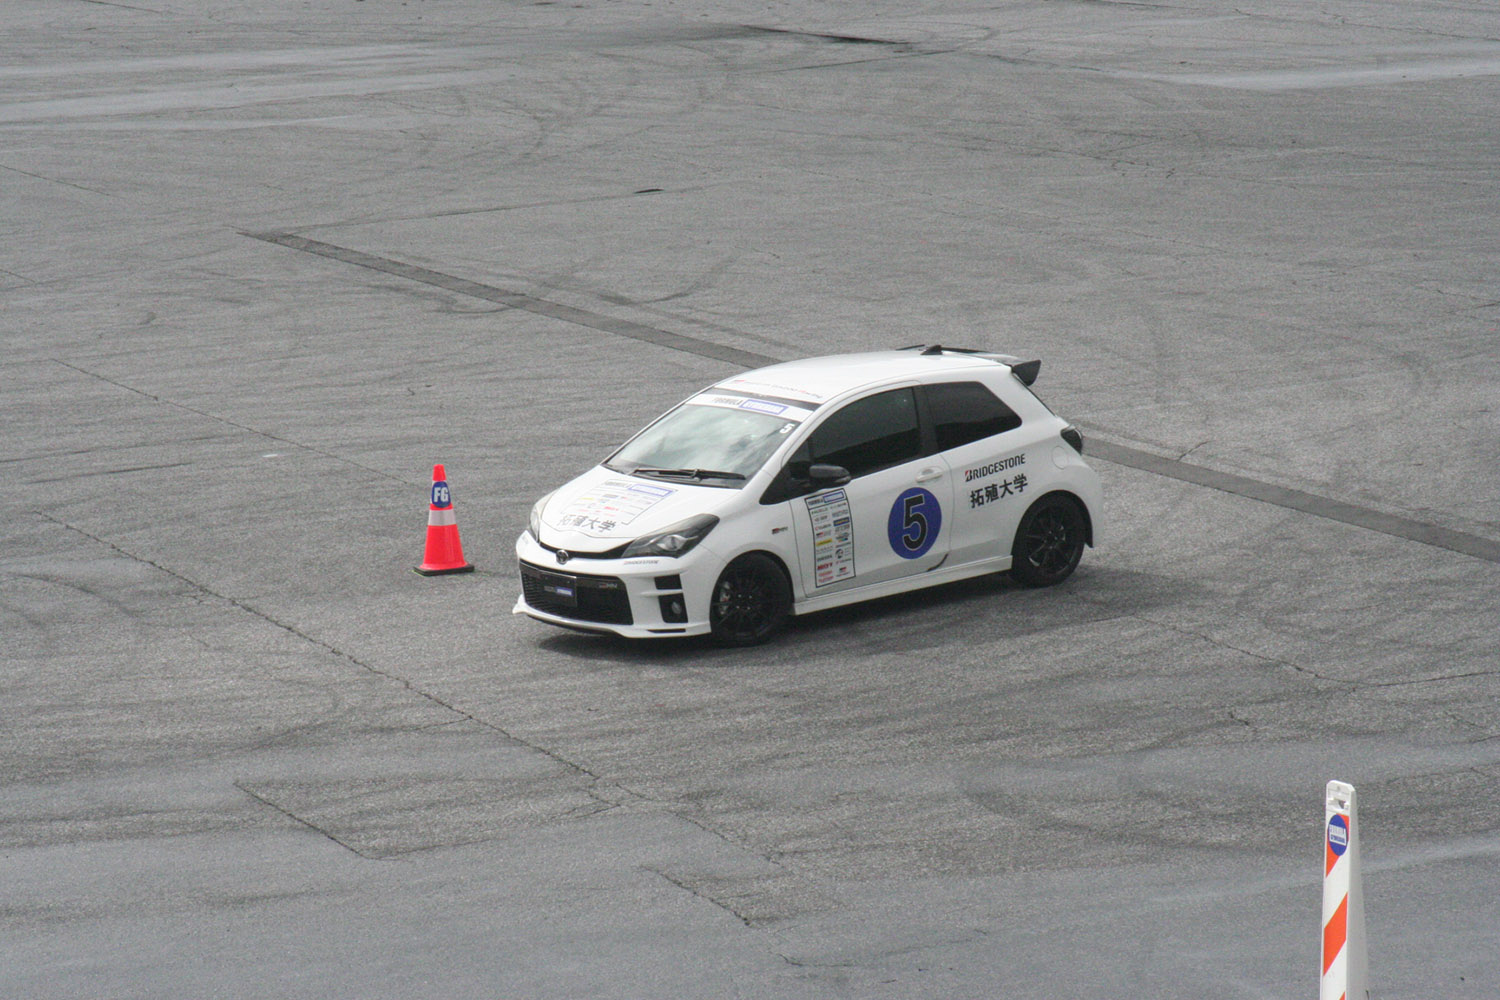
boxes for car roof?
[712,348,1027,405]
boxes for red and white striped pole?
[1321,780,1367,1000]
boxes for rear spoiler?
[899,344,1041,386]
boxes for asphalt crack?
[38,511,608,789]
[234,782,376,859]
[646,868,753,926]
[50,358,405,488]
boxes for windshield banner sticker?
[557,480,675,534]
[719,377,826,404]
[691,393,808,421]
[736,398,787,415]
[806,489,855,587]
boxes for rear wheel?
[1010,493,1086,587]
[709,553,791,646]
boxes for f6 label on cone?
[416,463,474,576]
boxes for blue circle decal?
[888,487,942,559]
[431,481,452,509]
[1327,814,1349,856]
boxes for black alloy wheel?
[709,553,791,646]
[1010,493,1086,587]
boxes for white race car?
[516,346,1102,645]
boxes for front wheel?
[709,553,791,646]
[1010,494,1087,587]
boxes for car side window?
[804,387,921,478]
[924,381,1021,452]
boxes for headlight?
[621,514,719,559]
[529,492,555,541]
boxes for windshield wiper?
[631,467,746,482]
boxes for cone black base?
[414,563,475,576]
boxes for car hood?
[537,465,743,550]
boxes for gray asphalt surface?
[3,1,1498,997]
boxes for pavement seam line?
[1070,594,1348,686]
[233,781,378,860]
[645,868,754,926]
[1077,601,1496,689]
[37,510,607,788]
[1084,438,1500,565]
[37,511,807,866]
[50,357,408,488]
[246,233,1500,565]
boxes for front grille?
[519,561,634,626]
[539,539,629,560]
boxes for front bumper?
[513,531,719,639]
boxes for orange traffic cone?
[415,463,474,575]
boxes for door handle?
[915,468,943,484]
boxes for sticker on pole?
[1327,814,1349,856]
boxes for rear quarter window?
[923,381,1022,451]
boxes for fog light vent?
[658,594,688,623]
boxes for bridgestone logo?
[965,454,1025,482]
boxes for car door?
[784,386,953,597]
[921,379,1045,568]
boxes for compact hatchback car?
[516,346,1102,645]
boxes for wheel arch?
[709,548,795,646]
[736,547,797,593]
[711,538,799,599]
[1027,488,1094,548]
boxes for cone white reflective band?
[1321,780,1367,1000]
[427,508,458,526]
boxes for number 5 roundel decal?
[888,487,942,559]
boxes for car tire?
[709,553,791,647]
[1010,493,1087,587]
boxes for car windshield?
[606,402,799,485]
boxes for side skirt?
[790,554,1012,617]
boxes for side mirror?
[808,463,851,488]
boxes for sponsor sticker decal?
[964,453,1026,482]
[806,489,855,586]
[967,473,1028,509]
[1327,814,1349,856]
[690,393,808,421]
[557,479,675,534]
[738,398,788,415]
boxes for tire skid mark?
[37,511,608,792]
[249,233,1500,566]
